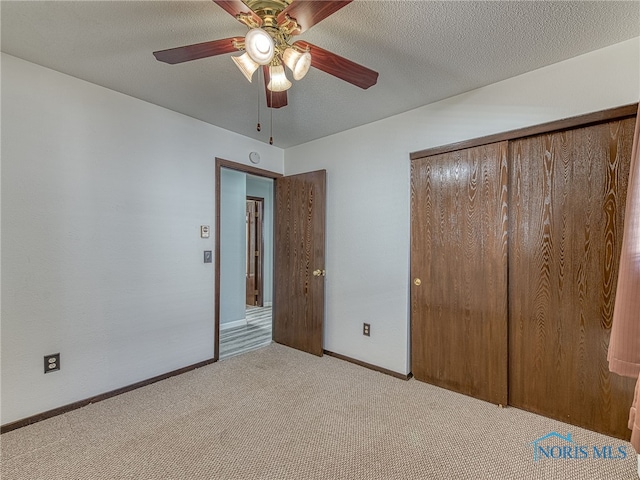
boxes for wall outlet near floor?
[44,353,60,373]
[363,323,370,337]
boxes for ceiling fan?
[153,0,379,109]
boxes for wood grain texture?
[153,37,244,64]
[246,200,256,305]
[214,0,263,26]
[278,1,352,35]
[411,141,509,405]
[245,198,264,306]
[293,41,378,90]
[508,118,637,439]
[410,104,638,161]
[273,170,326,356]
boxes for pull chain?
[256,68,261,132]
[269,102,273,145]
[269,68,274,145]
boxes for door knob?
[313,269,326,277]
[414,278,422,286]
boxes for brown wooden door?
[411,142,509,405]
[508,118,637,439]
[245,197,264,307]
[273,170,326,356]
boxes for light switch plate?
[200,225,210,238]
[204,251,212,263]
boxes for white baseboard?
[264,302,272,307]
[220,318,247,331]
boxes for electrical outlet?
[44,353,60,373]
[363,323,370,337]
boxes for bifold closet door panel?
[411,141,508,405]
[508,118,637,439]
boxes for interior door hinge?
[255,250,259,257]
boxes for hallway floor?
[219,306,272,360]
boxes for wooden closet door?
[411,141,508,405]
[509,118,636,439]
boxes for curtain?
[608,104,640,453]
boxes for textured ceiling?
[2,1,639,148]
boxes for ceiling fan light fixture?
[283,47,311,80]
[267,64,292,92]
[244,28,275,65]
[231,53,259,82]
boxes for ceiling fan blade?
[278,0,352,35]
[153,37,244,64]
[263,66,288,109]
[213,0,262,27]
[293,41,378,89]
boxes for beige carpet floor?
[1,343,637,479]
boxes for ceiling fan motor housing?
[245,0,292,27]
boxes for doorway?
[246,196,264,307]
[215,159,280,361]
[217,164,276,360]
[214,158,327,362]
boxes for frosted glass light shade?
[283,48,311,80]
[232,53,259,82]
[245,28,275,65]
[267,65,292,92]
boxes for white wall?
[284,38,640,376]
[220,168,247,327]
[0,53,283,424]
